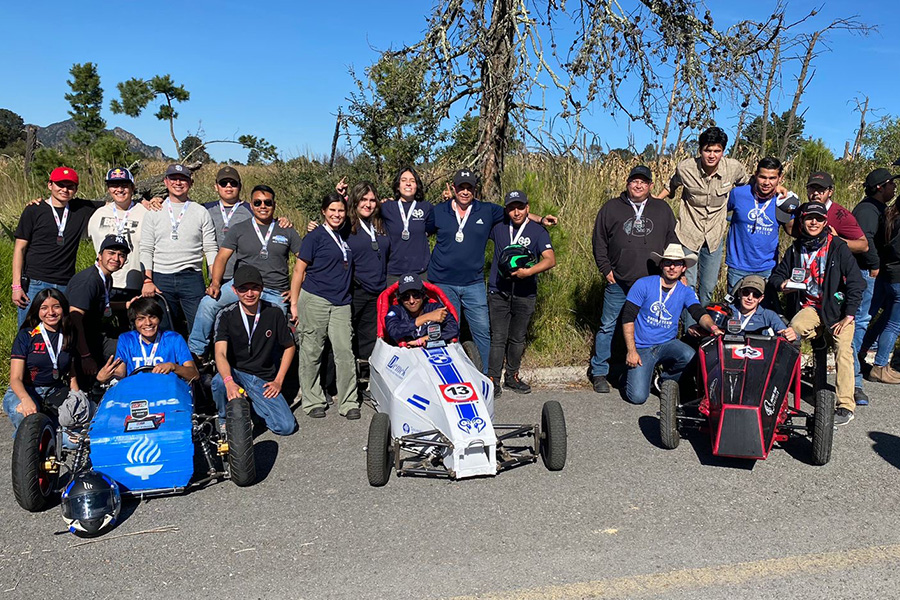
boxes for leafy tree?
[862,116,900,165]
[179,135,210,163]
[739,111,806,158]
[91,134,141,169]
[793,138,835,176]
[0,108,25,149]
[237,135,278,163]
[110,75,190,159]
[65,63,105,147]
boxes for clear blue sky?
[2,1,898,163]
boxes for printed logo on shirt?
[98,216,139,235]
[411,209,425,219]
[272,235,289,245]
[265,329,272,338]
[517,236,532,247]
[747,207,775,231]
[475,218,484,225]
[648,300,674,323]
[624,216,654,237]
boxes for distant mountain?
[34,119,169,160]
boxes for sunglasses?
[218,180,240,188]
[803,214,827,223]
[52,181,77,190]
[252,199,275,207]
[400,291,424,302]
[107,182,132,189]
[740,288,763,299]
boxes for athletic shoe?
[491,377,503,399]
[308,407,326,418]
[504,372,532,394]
[867,365,900,384]
[834,408,855,426]
[592,375,610,393]
[854,387,869,406]
[344,408,361,420]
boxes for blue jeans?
[153,270,207,333]
[434,281,491,373]
[188,280,287,355]
[625,338,695,405]
[683,242,724,327]
[3,385,55,436]
[591,282,628,377]
[212,370,297,436]
[852,269,876,386]
[17,279,67,328]
[862,278,900,367]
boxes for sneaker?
[344,408,361,420]
[308,407,326,419]
[834,407,855,426]
[854,387,869,406]
[867,365,900,384]
[491,377,503,399]
[504,372,532,394]
[592,375,610,394]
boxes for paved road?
[1,381,899,600]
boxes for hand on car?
[408,336,428,347]
[142,280,161,297]
[780,327,798,342]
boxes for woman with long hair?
[3,288,80,434]
[380,166,435,286]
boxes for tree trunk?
[732,101,749,157]
[780,32,820,161]
[475,0,515,201]
[851,96,869,160]
[329,107,342,171]
[658,57,681,157]
[24,125,37,177]
[760,40,780,155]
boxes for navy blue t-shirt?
[726,185,780,271]
[380,200,435,275]
[428,200,505,286]
[626,276,700,348]
[298,225,353,306]
[346,223,390,295]
[11,325,73,387]
[488,220,553,297]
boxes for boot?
[867,365,900,384]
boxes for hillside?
[34,119,169,160]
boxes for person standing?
[204,166,253,283]
[380,167,434,286]
[590,165,677,393]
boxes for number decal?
[440,382,476,403]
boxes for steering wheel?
[128,365,158,376]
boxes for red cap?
[49,167,79,184]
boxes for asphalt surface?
[1,380,900,600]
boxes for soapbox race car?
[658,321,834,465]
[11,368,257,516]
[365,282,567,485]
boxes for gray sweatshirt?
[140,198,218,274]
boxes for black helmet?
[705,303,731,330]
[61,470,121,537]
[498,244,537,279]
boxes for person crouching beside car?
[385,273,459,346]
[486,190,556,398]
[769,201,865,427]
[621,245,722,405]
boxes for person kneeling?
[385,274,459,346]
[621,245,722,405]
[212,266,297,436]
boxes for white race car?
[365,282,567,486]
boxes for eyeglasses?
[252,199,274,207]
[740,288,763,299]
[218,180,240,188]
[400,291,424,302]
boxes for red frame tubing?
[375,281,460,341]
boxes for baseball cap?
[216,166,241,185]
[864,168,898,190]
[232,265,263,288]
[738,275,765,295]
[49,167,79,184]
[105,167,134,185]
[453,169,478,188]
[627,165,653,182]
[806,171,834,188]
[799,201,828,220]
[397,273,425,296]
[504,190,529,206]
[99,234,131,254]
[775,193,801,225]
[164,164,192,179]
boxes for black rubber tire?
[539,401,567,471]
[11,413,58,512]
[366,413,392,486]
[226,396,257,487]
[659,379,681,450]
[462,340,481,368]
[811,389,835,466]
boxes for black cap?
[806,171,834,188]
[864,168,898,190]
[452,169,478,188]
[232,265,263,288]
[799,201,828,220]
[627,165,653,182]
[397,273,424,296]
[775,194,800,225]
[164,164,192,179]
[216,166,241,185]
[504,190,529,206]
[99,234,131,254]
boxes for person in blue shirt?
[725,275,792,337]
[384,273,459,345]
[96,296,198,383]
[622,245,722,405]
[379,167,435,286]
[487,190,556,397]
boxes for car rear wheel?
[539,401,567,471]
[811,389,835,465]
[462,340,481,369]
[226,396,257,487]
[367,413,392,486]
[12,413,59,512]
[659,379,681,450]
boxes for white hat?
[651,243,698,268]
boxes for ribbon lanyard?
[801,248,819,273]
[219,201,241,233]
[738,310,755,331]
[453,201,472,243]
[321,224,348,266]
[398,200,416,240]
[112,202,134,236]
[95,264,112,317]
[38,323,63,379]
[139,336,160,366]
[359,219,379,252]
[165,198,188,240]
[509,221,529,245]
[628,198,647,223]
[242,305,262,351]
[254,221,275,258]
[47,199,69,245]
[658,278,677,308]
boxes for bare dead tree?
[760,39,781,155]
[329,107,343,171]
[658,52,682,157]
[849,95,870,160]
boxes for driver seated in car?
[725,275,793,338]
[385,274,459,346]
[96,296,199,383]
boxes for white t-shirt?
[88,202,148,290]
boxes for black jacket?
[592,194,677,288]
[852,196,885,271]
[770,235,865,327]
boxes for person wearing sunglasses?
[203,166,253,281]
[771,202,865,426]
[725,275,791,338]
[188,185,301,358]
[384,273,459,346]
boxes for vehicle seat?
[376,282,460,346]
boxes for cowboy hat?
[651,243,698,268]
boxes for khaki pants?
[789,307,855,412]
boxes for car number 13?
[441,383,476,403]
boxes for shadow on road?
[868,431,900,470]
[637,415,755,470]
[254,440,280,483]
